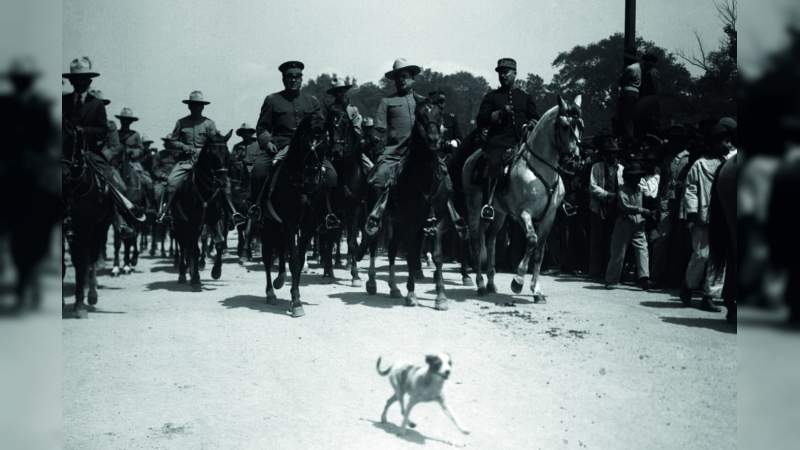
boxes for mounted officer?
[251,60,333,223]
[475,57,539,220]
[157,90,243,224]
[429,89,463,158]
[62,56,142,237]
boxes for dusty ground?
[62,233,736,449]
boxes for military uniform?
[230,137,258,204]
[251,89,327,200]
[368,91,425,189]
[476,86,538,175]
[165,115,218,194]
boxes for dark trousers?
[589,211,615,279]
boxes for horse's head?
[289,115,326,193]
[197,129,233,188]
[554,94,584,160]
[412,100,445,155]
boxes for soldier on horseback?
[475,58,539,220]
[156,91,243,225]
[62,57,140,238]
[251,60,333,224]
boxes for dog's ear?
[425,354,441,366]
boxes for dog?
[376,353,470,435]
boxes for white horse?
[462,95,583,302]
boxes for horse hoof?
[534,294,547,304]
[111,267,120,277]
[390,288,403,299]
[274,274,285,290]
[123,265,132,275]
[88,292,98,306]
[462,276,474,287]
[405,294,418,307]
[487,283,498,294]
[435,296,449,311]
[238,258,246,266]
[366,280,377,295]
[177,275,186,284]
[477,286,487,297]
[291,304,305,318]
[72,305,88,319]
[211,266,222,280]
[351,278,362,288]
[266,293,277,305]
[510,278,524,294]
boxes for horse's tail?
[708,167,728,269]
[376,357,392,376]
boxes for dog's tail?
[376,357,392,376]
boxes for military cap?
[279,61,305,73]
[495,58,517,72]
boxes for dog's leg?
[438,397,470,435]
[381,393,397,424]
[398,393,416,428]
[400,399,418,435]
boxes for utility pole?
[624,0,637,65]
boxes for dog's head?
[425,353,453,380]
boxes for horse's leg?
[112,228,121,276]
[87,260,98,308]
[387,222,402,298]
[320,230,334,280]
[486,214,507,294]
[458,235,473,286]
[211,221,224,280]
[348,212,362,287]
[529,217,556,303]
[263,229,277,304]
[176,238,186,283]
[289,234,306,318]
[190,236,201,287]
[466,185,487,295]
[404,225,419,307]
[131,230,139,267]
[72,246,88,317]
[274,236,286,290]
[237,225,246,265]
[434,220,448,311]
[366,236,378,295]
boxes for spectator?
[588,136,623,280]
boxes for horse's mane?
[527,105,559,144]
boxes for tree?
[548,33,694,137]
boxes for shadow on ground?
[219,294,317,316]
[361,418,464,447]
[660,316,737,334]
[145,280,219,292]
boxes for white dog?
[376,353,470,435]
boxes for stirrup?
[480,204,495,221]
[423,216,438,237]
[453,218,468,240]
[365,215,381,236]
[325,213,341,230]
[247,204,262,221]
[231,211,246,227]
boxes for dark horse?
[111,147,151,276]
[318,109,369,286]
[171,130,233,288]
[258,116,326,318]
[362,100,464,310]
[61,129,114,317]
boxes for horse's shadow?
[328,291,405,309]
[363,418,464,447]
[61,303,127,319]
[149,265,178,274]
[145,280,219,292]
[427,287,534,305]
[219,294,318,316]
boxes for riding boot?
[224,189,245,228]
[324,190,340,230]
[114,207,135,240]
[481,177,497,221]
[446,199,468,240]
[156,191,174,224]
[366,188,390,236]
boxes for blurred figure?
[0,56,59,312]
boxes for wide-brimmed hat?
[182,90,209,105]
[718,117,737,131]
[161,133,175,142]
[115,107,139,121]
[3,56,41,79]
[88,88,110,105]
[279,60,305,73]
[62,56,99,79]
[363,117,374,127]
[326,76,353,94]
[236,122,256,136]
[385,58,421,80]
[642,133,663,147]
[623,160,647,177]
[495,58,517,73]
[142,134,153,145]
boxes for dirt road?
[63,235,736,449]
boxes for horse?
[228,149,255,265]
[111,146,151,275]
[61,129,115,317]
[362,100,465,310]
[709,151,739,323]
[462,95,583,302]
[318,108,369,286]
[170,130,233,287]
[258,116,326,318]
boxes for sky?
[62,0,737,142]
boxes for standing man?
[157,91,242,224]
[364,59,426,235]
[252,60,327,220]
[588,136,624,280]
[475,57,539,220]
[679,124,730,312]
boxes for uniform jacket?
[62,91,108,154]
[171,115,218,154]
[476,87,538,152]
[375,91,425,154]
[256,90,323,151]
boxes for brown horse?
[462,95,583,302]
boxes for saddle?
[470,148,514,186]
